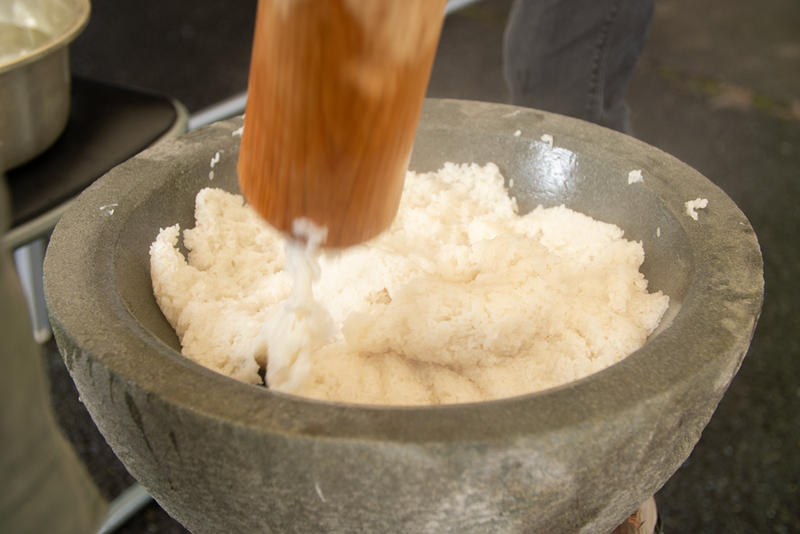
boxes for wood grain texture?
[238,0,447,247]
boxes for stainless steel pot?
[0,0,90,172]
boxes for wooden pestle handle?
[238,0,447,248]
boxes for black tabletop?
[6,76,179,228]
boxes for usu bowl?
[44,99,763,533]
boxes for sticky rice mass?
[149,162,669,405]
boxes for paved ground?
[42,0,799,532]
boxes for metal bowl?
[0,0,90,171]
[44,99,764,533]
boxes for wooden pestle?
[238,0,448,248]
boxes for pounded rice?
[150,162,669,405]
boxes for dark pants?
[504,0,657,133]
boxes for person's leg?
[503,0,656,133]
[0,180,107,534]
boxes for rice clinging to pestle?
[149,162,669,405]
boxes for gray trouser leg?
[0,179,107,534]
[503,0,657,133]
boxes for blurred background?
[9,0,799,531]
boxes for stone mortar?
[44,99,764,533]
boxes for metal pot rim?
[0,0,90,75]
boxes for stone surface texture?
[44,101,762,533]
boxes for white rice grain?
[685,198,709,220]
[150,163,669,405]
